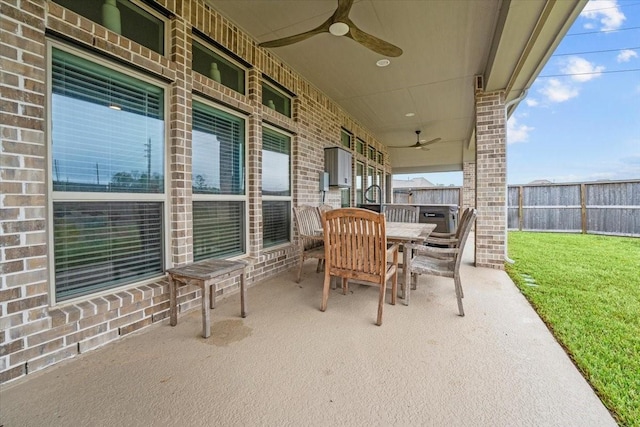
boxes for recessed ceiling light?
[405,112,415,117]
[376,59,390,67]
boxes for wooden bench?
[168,259,247,338]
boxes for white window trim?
[192,97,250,259]
[46,40,171,306]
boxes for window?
[262,81,291,117]
[262,126,291,248]
[192,100,246,260]
[50,45,165,301]
[53,0,165,54]
[341,188,351,208]
[356,162,364,205]
[377,151,384,165]
[368,145,376,161]
[366,165,378,203]
[192,39,246,94]
[356,138,365,155]
[341,129,352,149]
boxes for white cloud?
[507,116,534,144]
[561,56,605,82]
[580,0,626,31]
[617,49,638,63]
[525,98,539,107]
[539,78,579,103]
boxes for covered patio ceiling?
[208,0,585,174]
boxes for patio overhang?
[209,0,586,174]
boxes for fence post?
[580,183,587,234]
[518,185,524,231]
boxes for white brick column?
[475,91,506,269]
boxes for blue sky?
[397,0,640,186]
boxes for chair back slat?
[293,205,322,250]
[322,208,387,282]
[384,205,420,223]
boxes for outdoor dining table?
[385,222,436,306]
[316,221,436,306]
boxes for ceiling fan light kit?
[329,22,349,36]
[258,0,402,57]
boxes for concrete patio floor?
[0,240,617,426]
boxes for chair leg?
[342,277,348,295]
[297,256,304,283]
[316,259,323,273]
[321,271,331,312]
[377,280,386,326]
[390,272,397,306]
[454,275,464,316]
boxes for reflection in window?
[262,81,291,117]
[52,48,164,193]
[192,100,247,261]
[262,127,291,248]
[53,0,165,54]
[192,40,245,94]
[192,101,245,195]
[50,46,166,300]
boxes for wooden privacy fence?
[393,180,640,237]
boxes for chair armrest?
[429,231,455,238]
[406,243,458,258]
[386,243,399,264]
[424,236,458,245]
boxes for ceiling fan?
[389,130,442,150]
[258,0,403,57]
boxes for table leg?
[169,276,177,326]
[201,284,211,338]
[403,245,410,306]
[240,270,247,318]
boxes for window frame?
[191,96,249,261]
[46,40,171,305]
[261,123,293,250]
[341,128,352,150]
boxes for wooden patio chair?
[292,205,325,283]
[384,204,420,223]
[320,208,399,326]
[317,204,333,215]
[406,208,477,316]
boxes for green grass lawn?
[506,232,640,427]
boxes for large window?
[262,126,291,248]
[53,0,165,54]
[50,45,165,301]
[192,100,246,261]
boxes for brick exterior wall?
[0,0,391,383]
[474,91,507,269]
[462,161,476,211]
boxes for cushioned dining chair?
[384,205,420,223]
[406,208,477,316]
[292,205,325,283]
[320,208,399,326]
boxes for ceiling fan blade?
[334,0,355,21]
[420,137,442,146]
[388,143,421,149]
[259,23,330,48]
[346,21,403,57]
